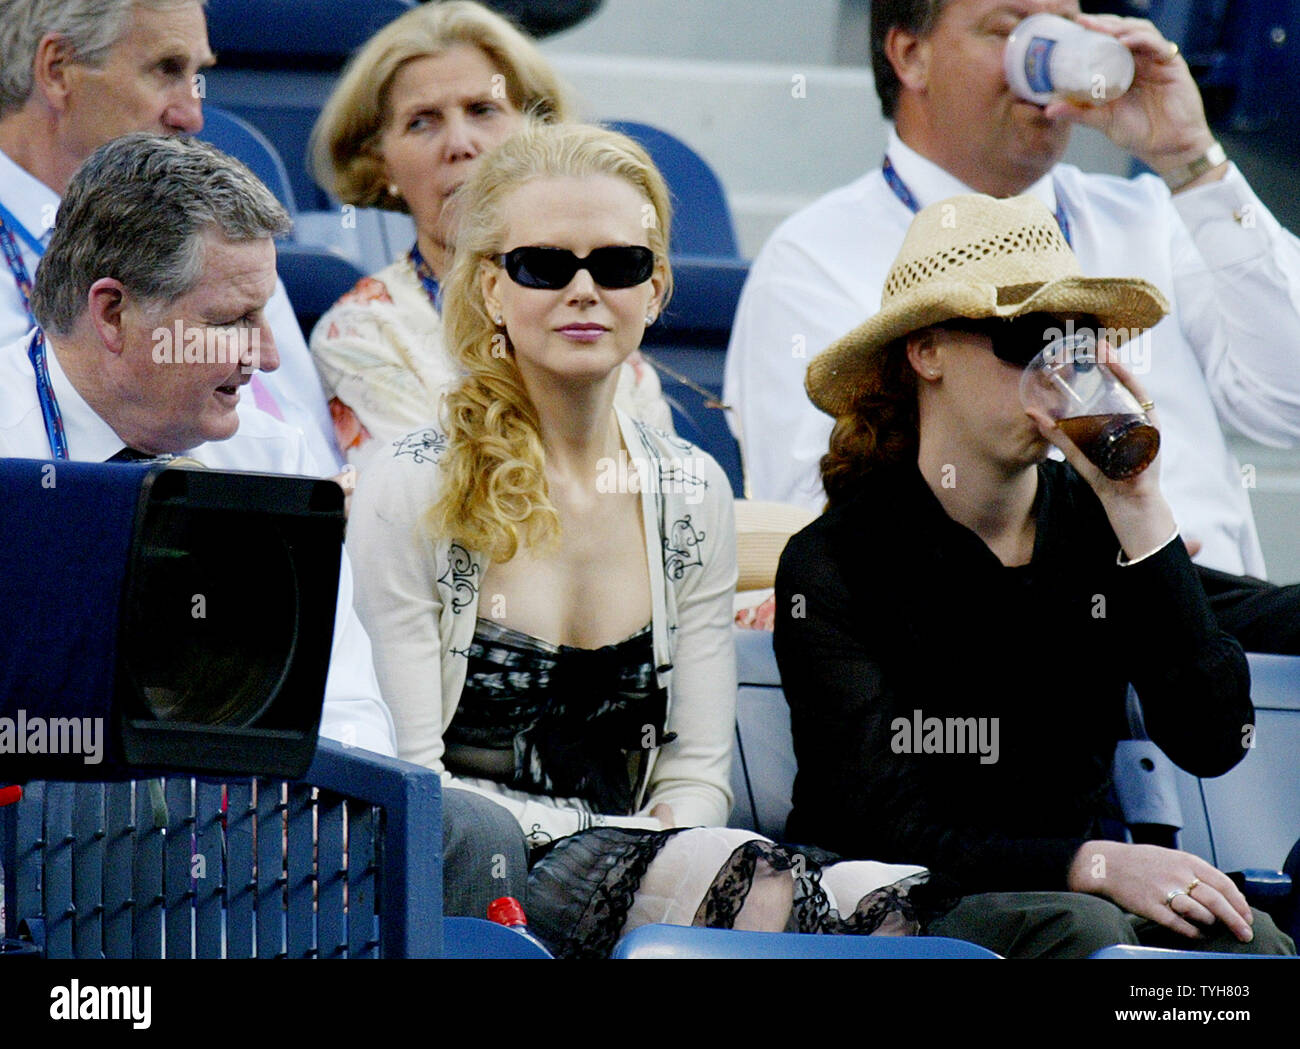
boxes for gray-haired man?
[0,132,397,755]
[0,0,341,470]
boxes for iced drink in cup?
[1020,332,1159,481]
[1004,13,1135,107]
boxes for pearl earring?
[388,183,401,198]
[493,314,504,326]
[645,313,656,325]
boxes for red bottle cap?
[487,896,527,927]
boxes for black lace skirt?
[524,826,958,960]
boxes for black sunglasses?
[495,245,655,290]
[940,313,1101,368]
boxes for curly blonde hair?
[431,121,673,562]
[820,336,920,505]
[309,0,573,211]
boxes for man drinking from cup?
[728,1,1300,653]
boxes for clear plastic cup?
[1004,13,1135,107]
[1020,332,1159,480]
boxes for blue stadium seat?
[1089,944,1298,960]
[205,0,415,60]
[1166,653,1300,939]
[603,120,740,259]
[641,258,750,497]
[599,122,746,493]
[1,740,442,958]
[729,628,794,839]
[1107,1,1300,136]
[276,242,368,339]
[612,923,1002,959]
[197,105,298,220]
[443,917,552,959]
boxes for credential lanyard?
[0,199,43,325]
[409,242,442,311]
[882,155,1072,248]
[27,328,69,460]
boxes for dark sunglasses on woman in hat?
[939,313,1101,369]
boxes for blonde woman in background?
[309,0,671,469]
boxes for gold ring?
[1139,399,1155,411]
[1165,888,1189,906]
[1186,877,1200,893]
[1169,42,1180,60]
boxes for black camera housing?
[1,460,343,781]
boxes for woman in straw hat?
[347,122,957,958]
[774,193,1295,957]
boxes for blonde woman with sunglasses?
[347,122,950,958]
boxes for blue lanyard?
[27,328,69,460]
[882,155,1073,248]
[409,242,441,311]
[0,202,40,325]
[0,198,47,256]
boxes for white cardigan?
[347,410,738,846]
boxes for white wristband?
[1117,528,1181,567]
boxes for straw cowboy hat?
[805,193,1170,416]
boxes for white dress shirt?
[724,129,1300,577]
[0,330,397,757]
[0,146,345,475]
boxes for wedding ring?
[1168,42,1180,60]
[1139,399,1155,411]
[1165,888,1189,906]
[1185,877,1200,893]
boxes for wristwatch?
[1160,142,1227,192]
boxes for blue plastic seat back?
[205,0,416,59]
[1197,653,1300,874]
[197,105,298,220]
[603,120,739,259]
[276,243,368,338]
[729,629,795,839]
[443,917,552,959]
[1089,944,1298,960]
[1,741,441,958]
[612,923,1001,959]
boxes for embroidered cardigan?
[347,410,738,845]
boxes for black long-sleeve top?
[774,460,1252,893]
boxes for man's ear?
[85,279,130,356]
[31,32,79,111]
[885,24,932,95]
